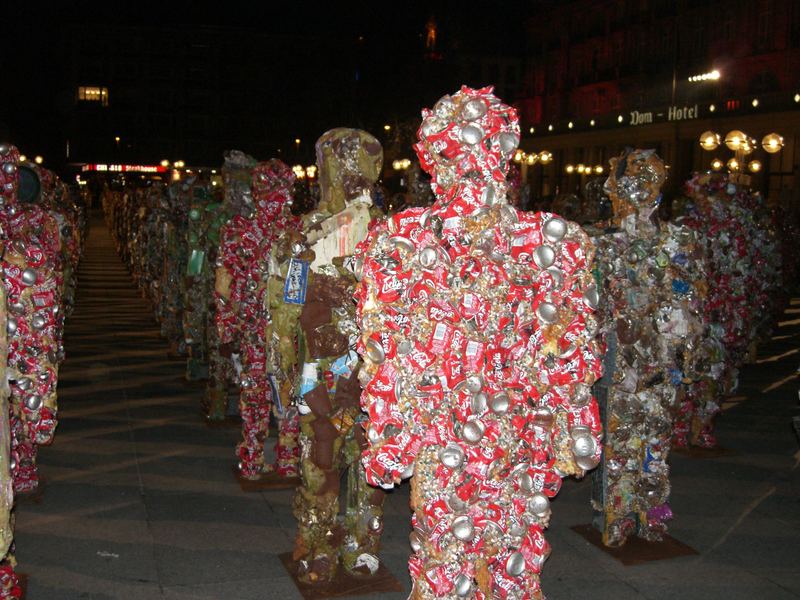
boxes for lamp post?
[698,129,783,189]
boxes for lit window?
[77,86,109,106]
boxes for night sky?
[2,1,532,170]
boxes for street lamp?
[724,130,747,151]
[34,156,43,165]
[761,133,784,153]
[700,129,784,184]
[699,130,721,151]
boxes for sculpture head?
[222,149,258,216]
[315,128,383,215]
[252,159,295,220]
[604,148,666,222]
[413,85,520,202]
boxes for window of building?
[77,86,109,106]
[757,0,774,49]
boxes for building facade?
[515,0,800,205]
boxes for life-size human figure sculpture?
[591,149,706,545]
[206,150,256,422]
[217,159,301,480]
[355,86,603,599]
[0,148,63,496]
[291,128,386,584]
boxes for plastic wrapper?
[589,149,707,546]
[355,87,603,600]
[291,128,386,584]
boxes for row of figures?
[0,144,85,598]
[103,85,791,599]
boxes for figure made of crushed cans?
[355,86,603,600]
[291,128,386,584]
[590,149,707,546]
[206,151,256,422]
[183,177,224,381]
[0,147,65,497]
[157,180,191,355]
[672,173,781,448]
[214,159,301,479]
[0,143,66,598]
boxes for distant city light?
[383,124,391,131]
[590,119,595,126]
[795,93,800,103]
[34,156,43,164]
[751,98,759,107]
[688,69,721,82]
[529,127,535,134]
[617,115,624,123]
[709,104,716,112]
[568,121,573,129]
[160,159,170,167]
[18,155,26,162]
[547,124,553,131]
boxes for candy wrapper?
[355,87,603,599]
[589,149,707,546]
[292,128,386,584]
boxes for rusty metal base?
[279,552,402,599]
[571,524,698,565]
[231,466,300,492]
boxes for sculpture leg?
[292,411,342,584]
[275,404,299,477]
[341,425,384,577]
[236,388,271,478]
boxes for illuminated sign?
[629,104,700,126]
[81,164,168,173]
